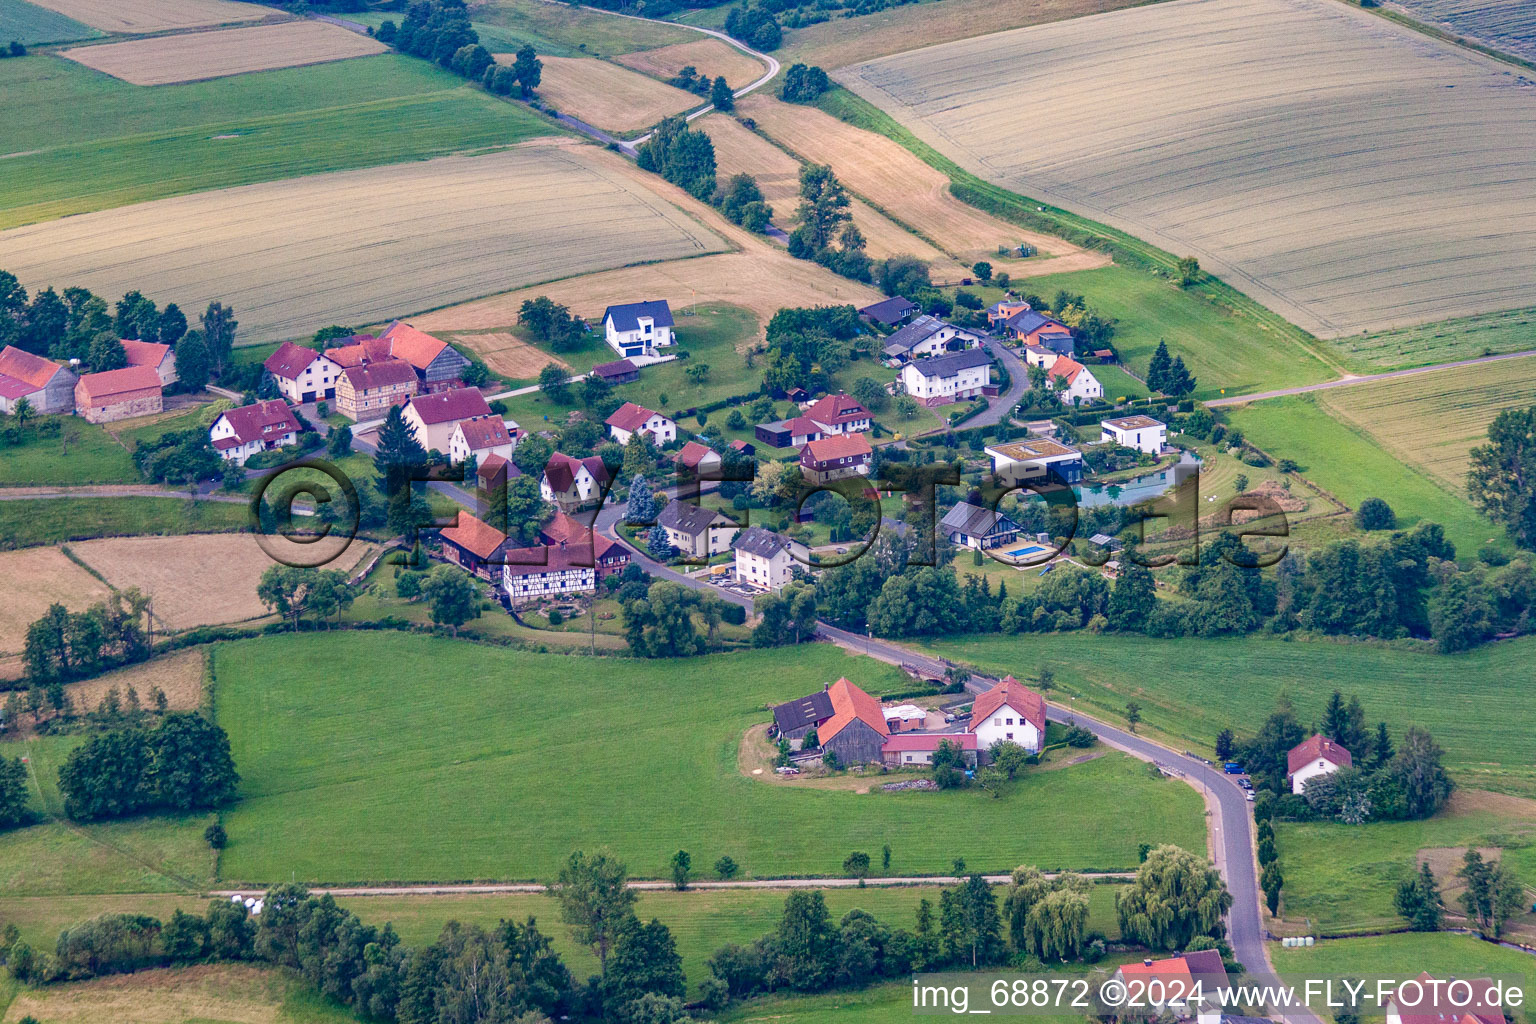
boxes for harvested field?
[445,331,569,379]
[26,0,270,33]
[0,547,111,655]
[0,144,727,345]
[615,37,767,89]
[2,963,355,1024]
[840,0,1536,337]
[1387,0,1536,64]
[66,649,205,718]
[60,21,386,86]
[505,54,700,134]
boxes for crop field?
[0,56,555,228]
[0,547,111,655]
[923,632,1536,797]
[508,55,701,134]
[1315,355,1536,492]
[1329,306,1536,371]
[615,37,767,89]
[1387,0,1536,64]
[0,0,99,43]
[25,0,270,33]
[212,633,1204,883]
[2,964,355,1024]
[0,144,727,344]
[0,496,250,549]
[840,0,1536,338]
[469,0,698,58]
[445,330,570,381]
[60,20,386,86]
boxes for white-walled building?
[602,300,674,360]
[1288,735,1352,795]
[657,500,740,559]
[401,387,493,454]
[209,399,301,466]
[732,526,808,591]
[984,438,1085,485]
[880,315,985,365]
[605,401,676,445]
[263,342,344,405]
[802,393,872,435]
[540,452,611,512]
[1044,357,1102,405]
[970,676,1046,754]
[898,349,995,406]
[1101,415,1166,454]
[501,545,596,604]
[450,414,518,466]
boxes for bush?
[1354,497,1397,531]
[204,823,227,849]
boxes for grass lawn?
[0,415,138,485]
[1090,363,1152,403]
[212,633,1204,884]
[720,977,1114,1024]
[1325,306,1536,373]
[1225,395,1507,559]
[0,0,100,44]
[0,496,249,548]
[919,632,1536,797]
[0,54,555,227]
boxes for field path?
[1206,347,1536,407]
[0,484,246,503]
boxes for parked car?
[1238,778,1253,790]
[1245,791,1256,802]
[775,766,801,775]
[1223,762,1244,774]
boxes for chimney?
[1144,959,1154,967]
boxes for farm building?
[501,543,597,604]
[940,500,1023,550]
[898,349,995,406]
[591,358,641,384]
[1102,415,1166,454]
[602,300,674,360]
[540,451,611,512]
[815,678,890,766]
[674,440,721,476]
[971,676,1046,754]
[800,433,873,484]
[0,346,76,414]
[1113,949,1229,1024]
[1287,734,1352,795]
[74,365,163,423]
[985,438,1083,484]
[439,510,508,581]
[401,387,494,454]
[882,733,977,768]
[858,296,917,326]
[1044,357,1102,405]
[883,704,927,732]
[264,342,344,404]
[335,359,418,422]
[375,321,472,389]
[209,399,301,466]
[802,393,872,435]
[771,688,835,746]
[450,414,518,466]
[539,511,630,578]
[881,315,984,365]
[755,415,824,449]
[732,526,808,591]
[606,402,676,445]
[121,339,178,386]
[657,499,739,559]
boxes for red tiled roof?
[676,441,715,470]
[456,414,511,451]
[1288,734,1352,775]
[543,451,610,493]
[324,336,390,367]
[820,678,889,744]
[606,401,662,433]
[120,339,171,369]
[216,399,300,445]
[378,321,449,370]
[476,453,518,485]
[1118,949,1228,988]
[1388,974,1504,1024]
[801,433,872,464]
[0,346,65,390]
[540,510,621,561]
[729,439,751,451]
[0,376,35,400]
[264,341,324,380]
[406,387,491,425]
[440,510,507,560]
[1047,356,1087,385]
[502,541,599,578]
[804,393,869,427]
[341,358,416,392]
[882,733,977,752]
[971,677,1046,734]
[75,365,163,404]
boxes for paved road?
[968,336,1029,428]
[1206,348,1536,407]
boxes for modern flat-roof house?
[858,296,917,326]
[335,358,418,422]
[881,315,984,365]
[771,688,835,746]
[0,346,76,414]
[501,543,597,603]
[882,732,977,768]
[940,500,1023,550]
[899,349,995,406]
[450,414,518,466]
[971,676,1046,754]
[439,510,508,581]
[74,365,163,423]
[1288,734,1352,795]
[1102,415,1166,454]
[209,399,301,466]
[602,300,674,360]
[814,677,890,766]
[657,499,740,559]
[590,358,640,384]
[606,401,676,445]
[540,451,611,512]
[264,342,344,404]
[401,387,494,454]
[732,526,808,591]
[802,393,871,435]
[539,511,630,578]
[674,440,722,477]
[121,339,178,386]
[800,432,873,484]
[755,415,824,449]
[985,438,1084,484]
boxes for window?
[993,717,1002,726]
[1006,717,1014,725]
[1007,732,1014,740]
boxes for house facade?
[539,511,630,578]
[449,414,517,466]
[0,346,76,414]
[602,300,674,360]
[800,433,873,485]
[881,315,984,365]
[882,733,977,768]
[985,438,1084,485]
[971,676,1046,754]
[591,358,641,384]
[803,393,872,435]
[606,401,676,445]
[732,526,807,591]
[1102,415,1166,454]
[1288,734,1352,795]
[540,452,611,512]
[657,499,739,558]
[1113,950,1230,1024]
[940,500,1023,550]
[209,399,301,466]
[755,415,824,449]
[501,545,596,604]
[1004,309,1075,353]
[899,349,995,406]
[74,366,163,423]
[121,339,178,386]
[401,387,493,454]
[264,342,344,404]
[1045,357,1103,405]
[335,359,418,421]
[674,440,722,478]
[439,510,508,581]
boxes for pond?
[1075,451,1203,508]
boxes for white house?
[1102,415,1166,454]
[501,544,596,604]
[1114,950,1230,1024]
[209,399,301,466]
[940,500,1023,550]
[263,342,344,405]
[540,451,611,512]
[985,438,1084,485]
[602,300,674,360]
[401,387,493,454]
[880,315,984,365]
[732,526,809,591]
[898,349,994,407]
[657,499,740,559]
[1044,357,1102,406]
[605,401,676,446]
[449,414,518,466]
[970,676,1045,754]
[802,393,872,435]
[1288,734,1352,795]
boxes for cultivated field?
[616,37,767,89]
[0,144,727,344]
[66,649,205,718]
[0,0,99,43]
[1316,355,1536,492]
[840,0,1536,337]
[508,54,700,134]
[25,0,270,33]
[60,20,386,86]
[445,331,569,379]
[1387,0,1536,63]
[469,0,698,58]
[1330,306,1536,371]
[0,547,111,655]
[2,963,355,1024]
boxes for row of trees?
[1395,849,1526,939]
[22,591,151,684]
[376,3,542,99]
[57,712,239,821]
[637,117,719,201]
[786,164,873,283]
[1145,339,1196,397]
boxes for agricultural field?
[24,0,269,33]
[1315,355,1536,492]
[922,632,1536,797]
[0,416,138,486]
[0,496,249,549]
[0,0,99,44]
[1,963,356,1024]
[840,0,1536,338]
[510,55,701,135]
[616,37,767,89]
[1328,306,1536,371]
[0,546,111,657]
[0,144,727,345]
[1386,0,1536,64]
[0,55,554,228]
[212,633,1205,883]
[60,20,386,86]
[467,0,698,57]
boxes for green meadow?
[0,415,138,486]
[0,496,249,548]
[0,0,99,44]
[1327,306,1536,372]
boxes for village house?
[857,296,917,327]
[940,500,1023,550]
[501,543,596,604]
[771,688,835,747]
[590,358,641,385]
[209,399,301,466]
[882,732,978,768]
[674,440,722,477]
[439,510,508,581]
[732,526,809,591]
[605,401,676,445]
[335,358,418,422]
[800,432,873,484]
[324,322,470,392]
[657,499,740,559]
[539,511,629,578]
[0,346,76,414]
[263,343,344,404]
[985,437,1084,484]
[1045,357,1103,405]
[1386,974,1506,1024]
[1102,415,1167,454]
[755,414,825,449]
[1288,734,1352,795]
[401,387,493,454]
[986,299,1032,329]
[121,339,178,386]
[814,678,890,766]
[1004,309,1075,354]
[899,349,995,406]
[74,365,163,423]
[540,451,611,512]
[602,300,674,360]
[476,453,519,496]
[802,393,872,435]
[1113,950,1230,1024]
[971,676,1046,754]
[881,315,985,365]
[450,414,518,466]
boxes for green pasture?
[0,0,99,44]
[351,0,697,59]
[0,415,138,485]
[0,496,249,548]
[1326,306,1536,373]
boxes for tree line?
[374,1,543,100]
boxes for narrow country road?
[1206,348,1536,407]
[966,336,1030,428]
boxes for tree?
[1215,728,1235,761]
[1394,860,1442,931]
[714,855,738,880]
[851,376,888,413]
[1355,497,1397,531]
[551,849,639,975]
[88,331,128,371]
[0,754,29,829]
[1391,726,1453,818]
[21,286,66,354]
[201,302,238,376]
[778,62,831,103]
[158,304,187,346]
[257,565,309,631]
[174,330,211,391]
[776,891,837,990]
[843,850,871,882]
[1262,861,1283,917]
[971,261,992,283]
[150,712,240,810]
[940,875,1005,968]
[636,117,717,201]
[57,728,150,820]
[9,395,33,433]
[327,423,353,458]
[1125,701,1142,733]
[538,363,571,404]
[623,583,704,657]
[1116,845,1233,950]
[1466,405,1536,548]
[1371,722,1394,769]
[1107,563,1156,630]
[670,849,691,891]
[604,917,685,1019]
[372,404,428,484]
[512,43,542,97]
[421,564,478,636]
[1147,340,1172,393]
[1457,850,1523,939]
[795,164,851,252]
[204,823,228,849]
[709,74,733,111]
[1176,256,1201,286]
[989,741,1030,780]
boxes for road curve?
[1206,348,1536,407]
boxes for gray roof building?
[732,525,794,558]
[941,501,1022,539]
[904,348,993,379]
[603,300,674,332]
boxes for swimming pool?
[1004,544,1048,557]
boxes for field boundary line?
[1206,348,1536,407]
